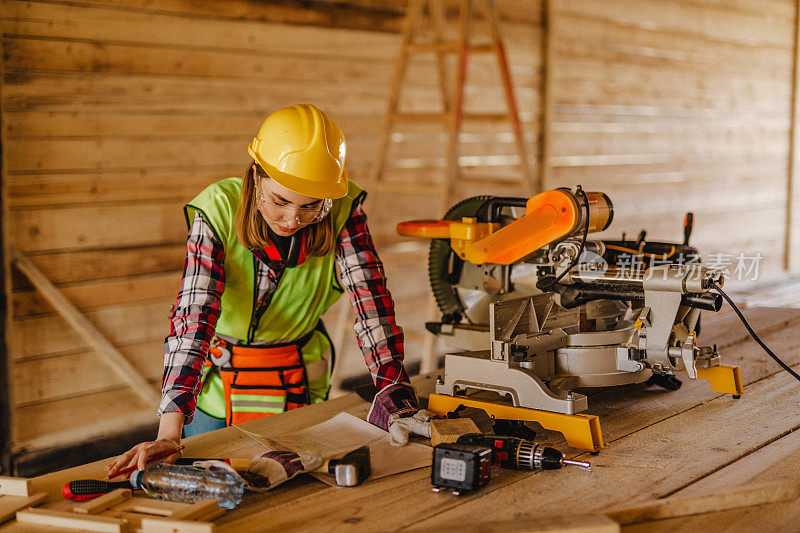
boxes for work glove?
[367,382,436,446]
[193,450,322,493]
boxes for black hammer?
[320,445,372,487]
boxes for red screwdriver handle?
[63,479,130,501]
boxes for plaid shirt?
[159,199,409,422]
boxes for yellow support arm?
[697,365,743,396]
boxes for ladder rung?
[391,112,508,123]
[406,42,460,54]
[470,44,495,54]
[392,112,449,122]
[462,113,509,122]
[405,43,495,54]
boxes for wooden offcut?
[15,508,126,532]
[0,477,30,497]
[430,418,481,446]
[0,492,47,525]
[74,489,132,515]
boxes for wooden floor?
[4,305,800,532]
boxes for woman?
[108,104,422,476]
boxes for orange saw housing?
[397,189,611,265]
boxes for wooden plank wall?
[547,0,796,278]
[1,0,797,455]
[0,0,541,452]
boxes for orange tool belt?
[206,332,313,426]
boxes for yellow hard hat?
[248,104,348,199]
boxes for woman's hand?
[106,438,183,478]
[106,412,185,477]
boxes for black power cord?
[709,280,800,383]
[538,186,591,291]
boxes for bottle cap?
[130,470,143,488]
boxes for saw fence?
[0,305,798,532]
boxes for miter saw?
[397,187,743,451]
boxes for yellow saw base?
[427,393,605,452]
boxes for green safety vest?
[183,177,364,419]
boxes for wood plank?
[674,427,800,496]
[549,130,790,158]
[10,244,184,285]
[1,0,402,59]
[8,202,186,252]
[73,489,132,515]
[0,70,530,117]
[4,137,246,173]
[13,387,157,444]
[619,495,800,532]
[0,492,47,525]
[0,0,539,41]
[69,0,545,26]
[8,34,527,85]
[551,19,793,80]
[1,134,536,175]
[604,481,800,525]
[10,247,161,406]
[0,36,397,84]
[6,169,223,208]
[13,408,156,454]
[12,272,179,317]
[10,300,168,360]
[554,0,794,48]
[140,517,215,533]
[12,340,164,406]
[15,508,125,532]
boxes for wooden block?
[74,488,132,515]
[15,508,126,532]
[169,499,224,521]
[0,476,31,496]
[140,517,215,533]
[117,496,193,516]
[0,492,47,525]
[431,418,481,446]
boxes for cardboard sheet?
[237,413,431,486]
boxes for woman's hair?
[234,162,335,257]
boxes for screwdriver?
[456,433,592,472]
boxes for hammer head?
[329,445,371,487]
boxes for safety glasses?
[257,191,332,224]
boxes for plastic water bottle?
[130,464,245,509]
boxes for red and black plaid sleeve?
[158,212,225,423]
[335,201,411,391]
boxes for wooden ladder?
[368,0,534,215]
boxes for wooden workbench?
[4,305,800,532]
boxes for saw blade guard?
[397,188,613,266]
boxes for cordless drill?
[456,434,591,471]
